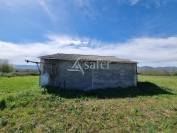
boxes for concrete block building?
[39,53,137,90]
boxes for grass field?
[0,76,177,132]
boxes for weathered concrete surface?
[40,59,137,90]
[92,63,137,90]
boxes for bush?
[0,62,14,73]
[173,71,177,76]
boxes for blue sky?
[0,0,177,66]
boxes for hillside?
[138,66,177,75]
[15,65,37,70]
[138,66,177,72]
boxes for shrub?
[172,71,177,76]
[1,64,14,73]
[0,60,14,73]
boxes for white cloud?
[0,0,36,8]
[74,0,90,7]
[128,0,166,7]
[0,35,177,66]
[129,0,141,5]
[73,0,100,19]
[47,35,90,46]
[0,0,57,22]
[37,0,57,22]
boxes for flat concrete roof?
[40,53,137,63]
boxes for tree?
[0,59,14,73]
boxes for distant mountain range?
[138,66,177,73]
[15,65,38,70]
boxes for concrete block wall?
[92,63,137,89]
[40,60,137,90]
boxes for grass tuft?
[0,99,6,110]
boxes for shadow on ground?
[45,82,173,99]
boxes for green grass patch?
[0,76,177,132]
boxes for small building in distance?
[39,53,137,91]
